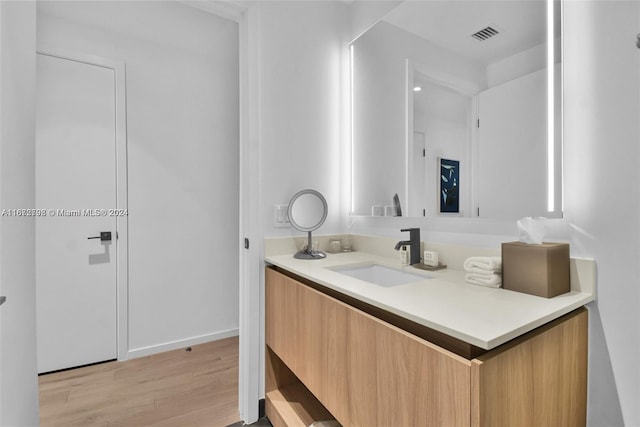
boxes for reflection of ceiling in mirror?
[382,1,546,66]
[414,72,470,123]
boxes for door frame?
[176,2,260,422]
[36,47,129,362]
[237,5,261,424]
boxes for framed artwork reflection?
[439,158,459,213]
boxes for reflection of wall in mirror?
[477,66,555,219]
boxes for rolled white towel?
[465,266,502,275]
[463,256,502,273]
[465,272,502,288]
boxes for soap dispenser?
[399,245,410,265]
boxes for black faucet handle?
[400,228,420,243]
[400,228,420,238]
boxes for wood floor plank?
[149,405,241,427]
[39,336,240,427]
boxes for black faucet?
[394,228,421,265]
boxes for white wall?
[0,2,40,425]
[563,2,639,425]
[259,1,349,238]
[37,1,240,356]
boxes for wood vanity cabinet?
[265,266,587,427]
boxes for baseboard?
[125,328,239,360]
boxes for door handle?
[88,231,112,242]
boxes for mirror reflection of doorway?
[412,73,473,217]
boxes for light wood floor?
[39,336,240,427]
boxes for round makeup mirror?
[288,189,328,259]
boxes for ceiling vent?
[471,26,500,41]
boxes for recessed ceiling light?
[413,86,422,92]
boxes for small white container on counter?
[423,250,438,267]
[400,245,410,265]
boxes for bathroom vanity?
[264,251,594,427]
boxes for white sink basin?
[328,263,431,287]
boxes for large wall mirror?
[351,0,562,219]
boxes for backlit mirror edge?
[348,0,564,221]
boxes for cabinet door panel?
[376,322,428,426]
[265,268,298,370]
[295,281,324,395]
[347,306,471,427]
[347,309,378,426]
[471,308,588,427]
[377,322,471,427]
[319,293,350,424]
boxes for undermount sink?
[328,263,431,287]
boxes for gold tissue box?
[501,242,570,298]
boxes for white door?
[35,53,119,373]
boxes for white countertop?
[265,251,595,350]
